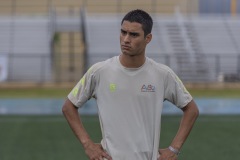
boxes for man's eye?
[130,33,139,37]
[131,33,138,37]
[121,30,127,35]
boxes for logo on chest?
[109,83,117,92]
[141,84,156,92]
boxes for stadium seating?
[0,16,52,81]
[0,0,239,82]
[192,16,240,80]
[84,13,240,82]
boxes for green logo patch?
[109,83,116,92]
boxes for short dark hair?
[121,9,153,36]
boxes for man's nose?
[123,34,130,43]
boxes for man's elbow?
[192,105,199,119]
[62,103,69,117]
[62,99,74,115]
[189,101,199,119]
[62,103,67,115]
[184,100,199,118]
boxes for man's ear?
[145,33,152,44]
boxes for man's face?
[120,21,152,56]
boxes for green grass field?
[0,115,240,160]
[0,88,240,159]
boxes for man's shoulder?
[87,56,117,74]
[146,57,173,73]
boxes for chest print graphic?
[141,84,156,92]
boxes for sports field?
[0,88,240,160]
[0,115,240,160]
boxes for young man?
[62,9,199,160]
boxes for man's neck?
[119,53,146,68]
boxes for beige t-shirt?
[68,56,192,160]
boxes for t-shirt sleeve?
[67,66,97,108]
[164,69,192,108]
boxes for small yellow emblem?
[109,83,116,92]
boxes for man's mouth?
[121,45,131,50]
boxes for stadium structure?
[0,0,240,85]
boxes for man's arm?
[159,100,199,160]
[62,98,112,160]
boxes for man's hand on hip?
[158,148,178,160]
[84,141,112,160]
